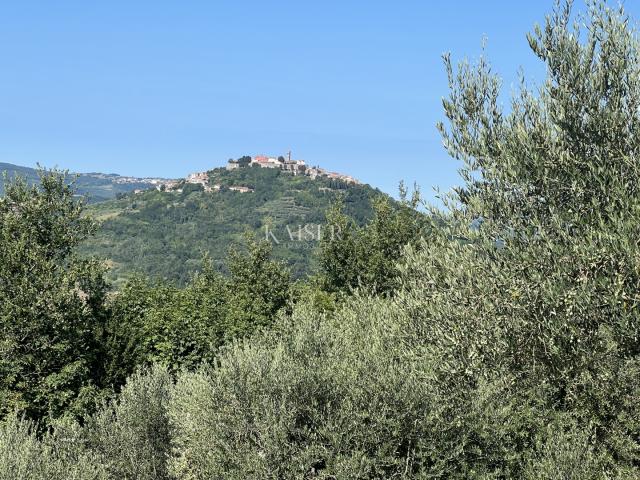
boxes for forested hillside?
[81,166,380,284]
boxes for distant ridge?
[0,162,175,202]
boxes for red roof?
[254,155,269,163]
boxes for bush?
[0,415,105,480]
[0,366,173,480]
[168,300,433,478]
[83,365,173,480]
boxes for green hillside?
[0,162,166,202]
[82,166,381,284]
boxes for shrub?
[83,365,173,480]
[0,415,105,480]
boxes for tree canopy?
[0,172,108,422]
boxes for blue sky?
[1,1,637,201]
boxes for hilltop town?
[226,153,359,185]
[152,154,360,194]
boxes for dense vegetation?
[319,183,427,296]
[0,166,408,422]
[82,166,380,284]
[0,162,160,202]
[0,174,109,422]
[1,1,640,478]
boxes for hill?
[0,162,171,202]
[81,166,381,284]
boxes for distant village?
[142,153,360,194]
[85,172,171,187]
[227,154,359,184]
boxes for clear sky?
[1,1,637,201]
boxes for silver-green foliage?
[168,301,432,478]
[0,366,172,480]
[83,365,173,480]
[0,416,106,480]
